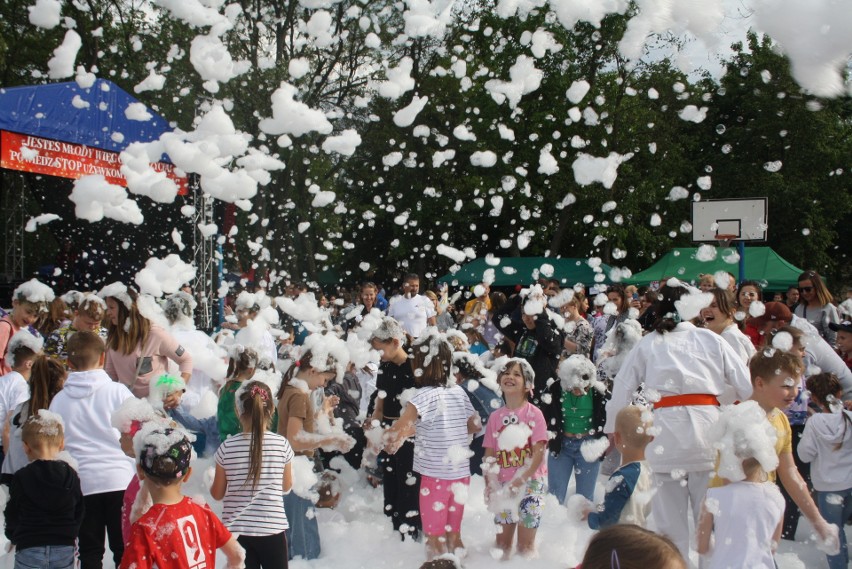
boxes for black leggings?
[238,531,288,569]
[79,490,125,569]
[379,439,421,540]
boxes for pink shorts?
[419,475,470,537]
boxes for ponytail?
[237,380,274,491]
[652,284,687,334]
[29,355,67,413]
[276,349,319,399]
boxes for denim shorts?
[15,545,75,569]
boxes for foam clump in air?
[134,255,196,298]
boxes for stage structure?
[0,80,217,327]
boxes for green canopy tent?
[438,257,612,288]
[624,247,802,290]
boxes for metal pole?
[737,241,746,285]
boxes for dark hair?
[237,381,275,491]
[9,344,37,368]
[411,335,453,387]
[66,330,106,370]
[403,273,420,282]
[489,291,507,313]
[736,280,763,307]
[29,356,67,414]
[806,373,851,450]
[797,270,833,307]
[606,284,630,313]
[652,284,687,334]
[580,524,686,569]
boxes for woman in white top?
[794,270,841,345]
[701,288,756,364]
[385,329,480,561]
[605,281,753,564]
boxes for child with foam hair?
[4,410,83,569]
[482,358,548,560]
[0,279,53,375]
[697,401,784,569]
[583,405,653,529]
[0,331,43,455]
[120,424,244,569]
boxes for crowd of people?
[0,267,850,569]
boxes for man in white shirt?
[386,274,436,338]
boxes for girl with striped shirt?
[211,380,294,569]
[384,329,480,561]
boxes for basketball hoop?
[714,233,737,248]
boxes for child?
[1,356,66,482]
[0,331,43,455]
[708,348,839,552]
[0,279,53,375]
[367,317,422,540]
[48,330,135,569]
[4,410,83,569]
[578,524,686,569]
[482,358,548,560]
[697,401,785,569]
[384,330,480,560]
[583,405,653,529]
[110,397,165,546]
[121,424,244,569]
[798,372,852,569]
[276,338,353,560]
[218,345,259,442]
[212,381,294,569]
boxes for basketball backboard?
[691,198,768,242]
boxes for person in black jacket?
[492,289,565,454]
[5,410,84,569]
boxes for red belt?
[653,394,720,409]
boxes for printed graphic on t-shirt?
[495,413,532,468]
[515,334,538,358]
[177,514,207,569]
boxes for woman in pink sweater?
[99,283,192,404]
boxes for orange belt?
[653,394,720,409]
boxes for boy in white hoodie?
[49,330,135,569]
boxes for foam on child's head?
[13,279,54,307]
[370,316,406,344]
[21,409,65,447]
[111,397,161,435]
[134,423,194,480]
[6,330,44,368]
[147,374,187,410]
[497,357,535,389]
[710,401,779,482]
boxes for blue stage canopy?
[0,79,172,153]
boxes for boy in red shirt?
[120,425,244,569]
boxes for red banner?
[0,130,187,195]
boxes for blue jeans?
[816,488,852,569]
[547,435,600,503]
[15,545,75,569]
[284,491,321,560]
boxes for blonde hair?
[615,405,653,449]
